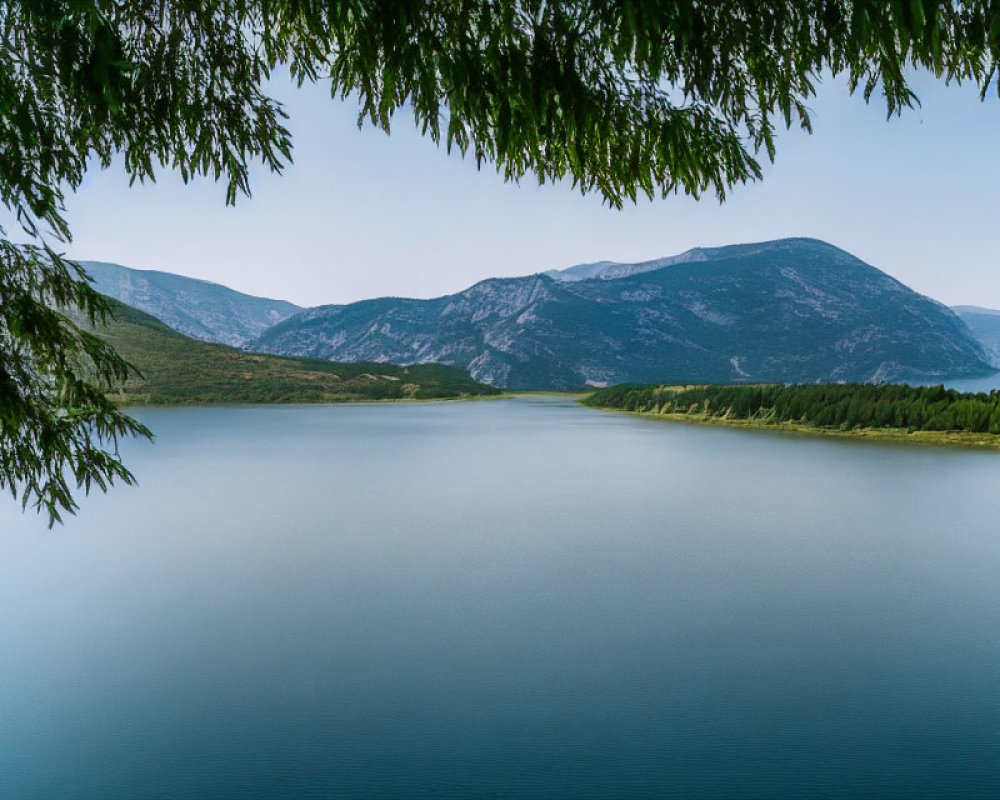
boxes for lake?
[2,396,1000,798]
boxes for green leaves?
[5,1,991,227]
[0,244,152,525]
[282,1,1000,205]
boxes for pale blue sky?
[38,71,1000,307]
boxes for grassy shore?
[590,407,1000,449]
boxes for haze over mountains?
[88,239,995,390]
[952,306,1000,366]
[83,260,302,347]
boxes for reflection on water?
[2,397,1000,798]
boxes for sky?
[22,71,1000,308]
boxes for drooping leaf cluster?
[584,382,1000,434]
[2,1,1000,521]
[280,1,1000,205]
[6,0,1000,229]
[2,0,293,523]
[0,243,151,525]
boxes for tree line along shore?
[582,383,1000,447]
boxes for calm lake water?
[2,397,1000,798]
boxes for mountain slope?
[544,248,710,281]
[82,260,302,347]
[952,306,1000,366]
[252,238,991,389]
[75,301,499,404]
[542,241,805,283]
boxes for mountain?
[73,300,499,404]
[544,248,710,282]
[543,242,811,283]
[251,238,992,390]
[81,260,302,347]
[952,306,1000,366]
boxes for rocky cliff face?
[83,261,302,347]
[251,239,992,389]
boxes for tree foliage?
[0,242,151,525]
[585,382,1000,435]
[2,1,1000,521]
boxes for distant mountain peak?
[952,305,1000,317]
[543,249,707,282]
[542,237,847,283]
[82,260,302,347]
[952,305,1000,367]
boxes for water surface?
[2,397,1000,798]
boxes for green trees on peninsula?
[584,383,1000,435]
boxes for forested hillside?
[72,301,500,404]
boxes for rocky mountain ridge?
[250,238,992,389]
[83,260,302,347]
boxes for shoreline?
[113,392,511,410]
[584,405,1000,450]
[505,391,589,399]
[114,391,594,409]
[110,392,1000,450]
